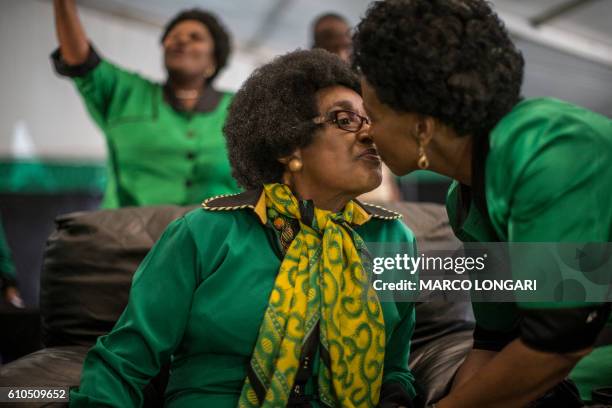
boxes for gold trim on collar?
[356,201,403,220]
[202,190,403,224]
[202,190,267,224]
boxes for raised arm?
[53,0,89,65]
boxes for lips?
[358,147,381,162]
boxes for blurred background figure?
[0,218,21,309]
[52,0,239,208]
[311,13,352,63]
[311,11,401,203]
[1,216,40,364]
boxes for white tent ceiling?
[76,0,612,115]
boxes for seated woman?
[70,49,418,408]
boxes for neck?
[168,74,206,96]
[283,177,353,213]
[428,127,474,186]
[167,74,206,111]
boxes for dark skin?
[162,20,216,110]
[3,285,23,307]
[53,0,217,111]
[280,85,382,212]
[360,77,592,408]
[313,17,351,63]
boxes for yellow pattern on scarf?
[238,183,385,408]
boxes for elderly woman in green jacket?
[52,0,239,208]
[70,50,419,408]
[352,0,612,406]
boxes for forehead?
[167,20,211,36]
[316,85,363,112]
[316,17,349,33]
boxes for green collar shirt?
[70,191,418,407]
[52,47,240,208]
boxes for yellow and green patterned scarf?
[238,183,386,408]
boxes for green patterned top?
[446,97,612,401]
[70,193,417,407]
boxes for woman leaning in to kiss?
[353,0,612,406]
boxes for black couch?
[0,202,474,407]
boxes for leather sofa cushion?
[40,206,195,347]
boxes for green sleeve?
[72,59,147,130]
[70,216,201,407]
[0,218,16,283]
[501,121,611,309]
[381,224,418,399]
[382,301,417,399]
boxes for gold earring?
[417,141,429,170]
[288,158,303,172]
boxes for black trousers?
[0,298,41,363]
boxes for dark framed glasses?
[316,110,371,133]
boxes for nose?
[355,122,374,145]
[170,33,190,47]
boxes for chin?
[356,173,383,197]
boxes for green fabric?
[72,60,239,208]
[446,97,612,401]
[0,217,16,282]
[399,170,450,184]
[70,202,417,407]
[570,344,612,401]
[0,159,105,193]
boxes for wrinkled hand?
[4,285,24,308]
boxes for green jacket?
[52,47,240,208]
[446,97,612,401]
[70,191,417,407]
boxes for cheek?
[194,41,214,57]
[371,123,416,175]
[302,141,354,182]
[371,124,396,156]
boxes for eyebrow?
[327,100,356,112]
[325,100,369,118]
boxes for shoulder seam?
[201,193,255,211]
[359,201,403,220]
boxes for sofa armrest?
[0,346,88,407]
[409,329,473,405]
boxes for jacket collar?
[202,187,402,225]
[163,83,223,113]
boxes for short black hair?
[161,8,231,84]
[224,49,360,190]
[353,0,524,137]
[311,13,349,48]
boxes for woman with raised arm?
[52,1,239,208]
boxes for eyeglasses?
[316,110,371,133]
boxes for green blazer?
[52,47,239,208]
[70,190,418,407]
[446,97,612,401]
